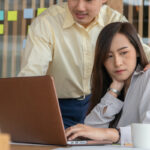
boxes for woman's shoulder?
[137,69,150,87]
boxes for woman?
[65,22,150,145]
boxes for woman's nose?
[114,55,123,67]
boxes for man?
[18,0,150,128]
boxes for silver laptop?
[0,75,112,146]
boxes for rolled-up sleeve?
[84,92,123,128]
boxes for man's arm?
[18,17,54,76]
[140,39,150,62]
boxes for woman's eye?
[120,51,128,55]
[107,55,113,58]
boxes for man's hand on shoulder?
[143,63,150,72]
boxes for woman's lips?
[115,69,126,74]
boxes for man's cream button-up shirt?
[18,3,150,98]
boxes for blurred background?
[0,0,150,78]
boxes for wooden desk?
[11,144,65,150]
[11,144,136,150]
[12,144,145,150]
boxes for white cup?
[131,123,150,149]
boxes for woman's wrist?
[107,87,120,96]
[110,81,124,92]
[114,128,120,143]
[105,128,120,143]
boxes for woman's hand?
[108,78,124,97]
[65,124,119,143]
[66,124,107,141]
[110,77,124,91]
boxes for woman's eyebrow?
[109,46,128,52]
[117,46,128,51]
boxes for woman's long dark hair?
[88,22,148,114]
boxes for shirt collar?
[97,5,107,27]
[63,3,105,29]
[63,4,76,29]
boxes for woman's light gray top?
[85,66,150,145]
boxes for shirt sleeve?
[119,112,150,145]
[18,17,54,76]
[119,126,132,145]
[119,70,150,145]
[84,92,123,128]
[139,71,150,123]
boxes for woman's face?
[104,33,137,82]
